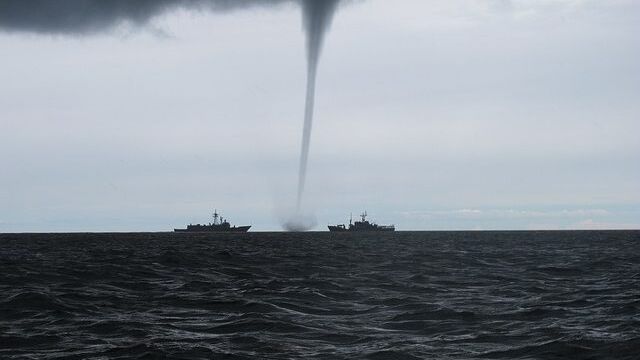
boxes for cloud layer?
[0,0,296,34]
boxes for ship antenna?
[361,211,367,222]
[350,212,353,225]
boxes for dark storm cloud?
[0,0,295,34]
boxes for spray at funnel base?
[282,213,317,232]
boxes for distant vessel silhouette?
[174,210,251,233]
[328,212,395,232]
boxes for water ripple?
[1,231,639,359]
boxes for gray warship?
[174,210,251,233]
[328,212,395,232]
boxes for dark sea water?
[1,231,639,359]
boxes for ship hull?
[174,226,251,233]
[328,226,395,232]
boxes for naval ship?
[328,212,395,232]
[174,210,251,233]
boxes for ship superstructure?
[174,210,251,233]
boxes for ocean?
[1,231,639,359]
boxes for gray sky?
[1,0,639,231]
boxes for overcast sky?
[1,0,639,231]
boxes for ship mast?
[213,209,219,225]
[361,211,367,222]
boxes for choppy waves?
[1,231,639,359]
